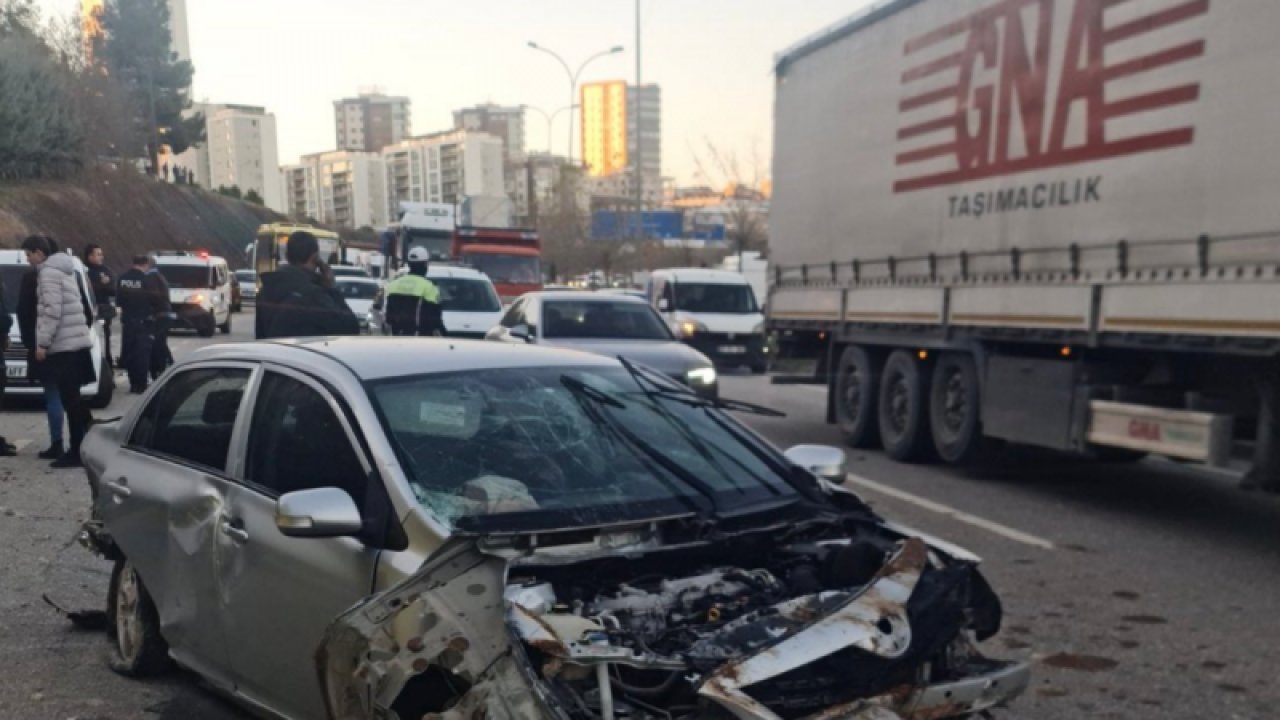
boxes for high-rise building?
[178,103,283,212]
[580,81,661,186]
[381,130,507,222]
[453,103,527,219]
[282,151,388,229]
[335,92,412,153]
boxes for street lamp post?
[527,42,624,165]
[523,103,579,156]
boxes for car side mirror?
[784,445,848,485]
[509,324,535,343]
[276,488,363,538]
[658,298,670,312]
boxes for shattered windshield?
[368,366,796,530]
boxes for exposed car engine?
[503,527,1015,720]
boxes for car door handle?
[220,517,249,544]
[105,478,131,499]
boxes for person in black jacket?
[0,271,15,456]
[117,254,169,393]
[256,232,360,340]
[84,244,116,365]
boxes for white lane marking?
[845,473,1056,551]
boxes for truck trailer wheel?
[878,350,934,462]
[835,345,881,448]
[930,353,986,464]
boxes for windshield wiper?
[615,356,786,418]
[560,375,720,516]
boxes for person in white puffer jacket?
[22,235,96,468]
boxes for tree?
[243,189,263,205]
[0,3,84,179]
[98,0,203,173]
[691,139,770,261]
[216,185,242,200]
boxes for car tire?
[929,352,988,464]
[749,361,768,375]
[877,350,934,462]
[107,558,170,677]
[835,345,881,449]
[219,313,232,335]
[197,313,215,338]
[89,355,114,410]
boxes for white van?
[647,268,768,373]
[368,264,503,339]
[152,252,233,337]
[1,250,114,408]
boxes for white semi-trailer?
[767,0,1280,487]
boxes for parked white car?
[1,250,114,408]
[334,277,381,333]
[151,252,233,338]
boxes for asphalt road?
[2,312,1276,719]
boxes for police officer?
[146,260,174,380]
[116,255,167,393]
[383,247,446,337]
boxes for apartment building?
[177,103,283,212]
[579,81,661,187]
[282,151,388,229]
[381,130,506,221]
[335,92,412,152]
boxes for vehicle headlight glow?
[687,367,718,385]
[192,294,206,305]
[678,320,707,338]
[752,321,766,334]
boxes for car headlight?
[752,320,766,334]
[192,294,206,306]
[677,320,708,338]
[687,367,718,385]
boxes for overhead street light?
[526,42,625,164]
[521,103,580,156]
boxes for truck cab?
[648,268,768,374]
[451,227,542,304]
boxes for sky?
[42,0,873,184]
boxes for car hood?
[539,338,711,376]
[345,299,374,315]
[675,311,764,334]
[318,517,1028,720]
[444,309,504,336]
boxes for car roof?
[154,254,226,267]
[529,291,648,305]
[335,276,379,285]
[651,268,750,285]
[427,265,490,281]
[187,337,618,380]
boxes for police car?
[1,250,114,409]
[151,252,233,337]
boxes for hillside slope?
[0,169,283,271]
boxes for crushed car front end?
[319,513,1029,720]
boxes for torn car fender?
[317,537,536,720]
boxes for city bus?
[251,223,343,284]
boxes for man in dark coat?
[117,255,169,393]
[256,232,359,340]
[84,244,116,365]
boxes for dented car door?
[215,368,383,720]
[95,365,256,687]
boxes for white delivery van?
[648,268,768,373]
[152,252,233,337]
[1,250,114,408]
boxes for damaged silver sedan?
[80,338,1028,719]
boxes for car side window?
[129,368,251,473]
[244,372,368,509]
[500,298,526,328]
[523,299,541,332]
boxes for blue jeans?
[43,380,64,446]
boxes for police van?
[152,252,233,337]
[1,250,114,408]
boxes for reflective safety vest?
[385,273,439,303]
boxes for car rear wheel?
[834,345,880,449]
[107,558,170,677]
[878,350,934,462]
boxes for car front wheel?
[107,558,170,677]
